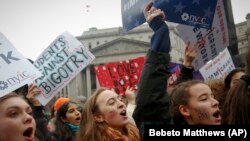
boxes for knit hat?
[54,97,70,111]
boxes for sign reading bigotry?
[34,31,95,105]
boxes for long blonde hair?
[76,87,140,141]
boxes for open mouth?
[213,110,221,121]
[75,117,81,121]
[23,127,33,141]
[120,110,127,117]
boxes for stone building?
[56,23,185,100]
[235,13,250,54]
[229,13,250,68]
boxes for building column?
[95,74,100,89]
[86,66,92,98]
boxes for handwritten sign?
[0,33,42,97]
[122,0,218,32]
[34,31,95,105]
[95,57,144,95]
[199,48,235,81]
[176,0,229,71]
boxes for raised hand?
[26,83,42,106]
[183,42,198,68]
[144,1,165,24]
[125,86,135,105]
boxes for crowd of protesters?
[1,1,250,141]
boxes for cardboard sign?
[176,0,229,71]
[34,31,95,105]
[199,48,235,81]
[95,57,144,95]
[122,0,218,32]
[0,33,42,97]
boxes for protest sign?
[34,31,95,105]
[121,0,149,32]
[95,56,204,95]
[176,0,229,71]
[199,48,235,81]
[95,57,144,95]
[167,63,181,87]
[0,32,42,97]
[168,62,204,87]
[122,0,218,32]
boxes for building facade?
[235,13,250,54]
[56,23,185,100]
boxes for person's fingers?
[33,89,42,94]
[129,86,132,90]
[28,84,36,92]
[144,1,153,13]
[149,7,157,13]
[151,9,166,20]
[160,11,166,20]
[147,10,164,23]
[185,42,191,53]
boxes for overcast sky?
[0,0,249,60]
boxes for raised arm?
[132,1,172,135]
[176,42,197,85]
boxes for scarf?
[67,123,79,134]
[103,123,140,141]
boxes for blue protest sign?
[122,0,218,32]
[121,0,149,32]
[154,0,218,29]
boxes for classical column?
[95,73,100,89]
[86,66,92,98]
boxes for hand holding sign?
[183,42,198,68]
[144,1,165,24]
[26,84,42,106]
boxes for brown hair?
[0,92,43,141]
[206,79,225,109]
[222,79,250,124]
[224,68,245,91]
[170,80,204,124]
[0,92,19,103]
[76,87,139,141]
[222,48,250,124]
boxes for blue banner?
[122,0,218,32]
[121,0,148,32]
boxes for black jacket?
[132,16,172,139]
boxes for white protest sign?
[199,48,235,81]
[0,32,42,97]
[34,31,95,105]
[176,0,229,71]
